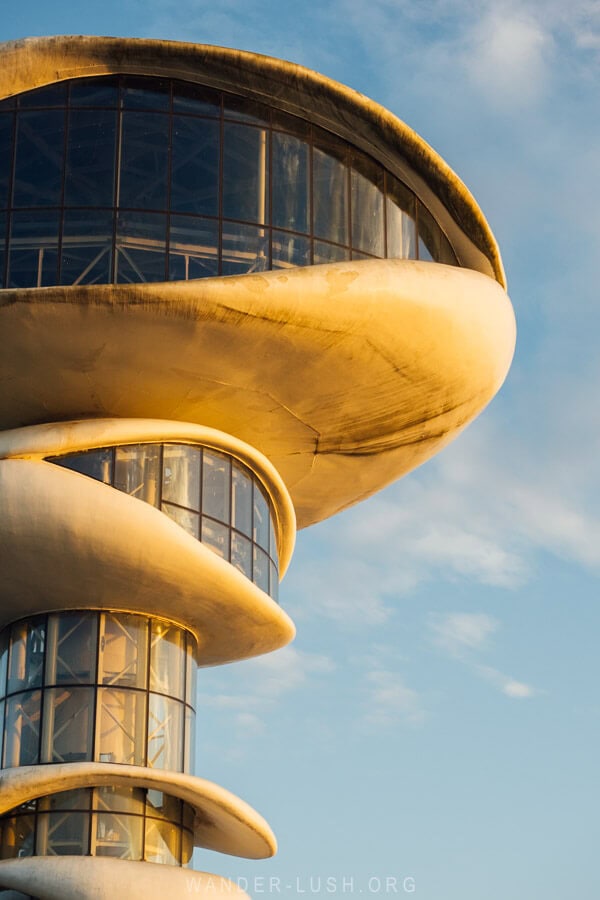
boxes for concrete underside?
[0,260,516,529]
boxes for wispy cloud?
[427,612,537,699]
[365,669,426,727]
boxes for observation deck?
[0,35,515,900]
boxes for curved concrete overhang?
[0,35,504,285]
[0,260,516,528]
[0,762,276,859]
[0,458,295,665]
[0,418,296,577]
[0,857,249,899]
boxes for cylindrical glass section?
[0,787,194,866]
[0,612,198,774]
[48,442,281,601]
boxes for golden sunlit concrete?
[0,260,515,528]
[0,858,249,899]
[0,763,276,858]
[0,458,294,665]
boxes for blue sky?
[3,2,600,898]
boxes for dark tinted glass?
[0,113,14,208]
[116,211,167,282]
[13,109,65,207]
[173,81,220,117]
[417,201,457,265]
[313,145,348,244]
[50,448,113,482]
[19,83,67,108]
[351,156,384,256]
[119,112,169,210]
[70,76,119,107]
[8,209,60,288]
[223,123,269,224]
[272,132,309,233]
[61,209,114,285]
[168,215,219,281]
[171,116,219,216]
[65,108,117,207]
[222,221,268,276]
[122,76,170,111]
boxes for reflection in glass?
[148,693,183,770]
[150,621,185,700]
[253,485,270,552]
[119,111,169,210]
[96,687,146,766]
[171,116,219,216]
[8,619,45,694]
[13,109,65,207]
[272,231,310,269]
[162,444,201,509]
[45,612,97,685]
[61,209,113,285]
[201,516,229,560]
[49,447,113,482]
[94,811,143,859]
[202,450,230,522]
[386,178,416,259]
[0,633,7,699]
[232,465,252,536]
[417,201,456,265]
[41,687,94,763]
[115,444,161,506]
[222,220,268,276]
[65,108,116,207]
[313,146,348,244]
[351,163,384,257]
[313,240,349,265]
[145,817,180,865]
[272,133,309,233]
[231,532,252,579]
[0,814,35,858]
[168,215,219,281]
[162,502,200,538]
[95,786,144,814]
[99,614,148,689]
[253,547,270,595]
[223,123,269,224]
[3,691,41,767]
[115,210,167,283]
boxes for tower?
[0,36,515,899]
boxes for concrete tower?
[0,37,515,899]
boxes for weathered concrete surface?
[0,260,516,528]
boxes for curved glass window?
[0,75,458,288]
[0,787,194,866]
[0,612,198,774]
[47,443,280,601]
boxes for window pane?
[70,76,119,107]
[201,517,230,560]
[231,465,252,536]
[386,178,416,259]
[122,77,170,111]
[13,110,65,207]
[60,209,113,285]
[171,116,219,216]
[8,619,45,693]
[93,811,143,859]
[182,827,193,866]
[96,688,146,765]
[202,450,230,522]
[0,212,5,288]
[114,444,161,507]
[270,561,279,603]
[150,621,185,700]
[223,123,269,224]
[185,633,198,709]
[269,517,278,566]
[231,532,252,580]
[64,108,117,207]
[0,815,35,859]
[8,209,60,288]
[19,84,67,108]
[49,448,113,483]
[145,816,181,865]
[173,81,220,116]
[118,111,169,210]
[3,691,41,767]
[146,790,182,823]
[161,503,200,539]
[313,145,348,244]
[148,694,183,771]
[116,211,167,283]
[271,231,310,269]
[224,95,270,126]
[38,789,92,812]
[37,811,89,856]
[169,215,218,281]
[253,484,270,551]
[184,706,195,775]
[40,687,94,763]
[94,786,144,815]
[0,112,14,209]
[417,201,456,265]
[221,220,268,275]
[162,444,201,510]
[253,547,270,594]
[98,613,148,689]
[351,159,384,256]
[272,133,309,233]
[0,631,8,699]
[313,240,349,266]
[45,612,97,685]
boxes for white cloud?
[429,612,498,656]
[365,670,426,727]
